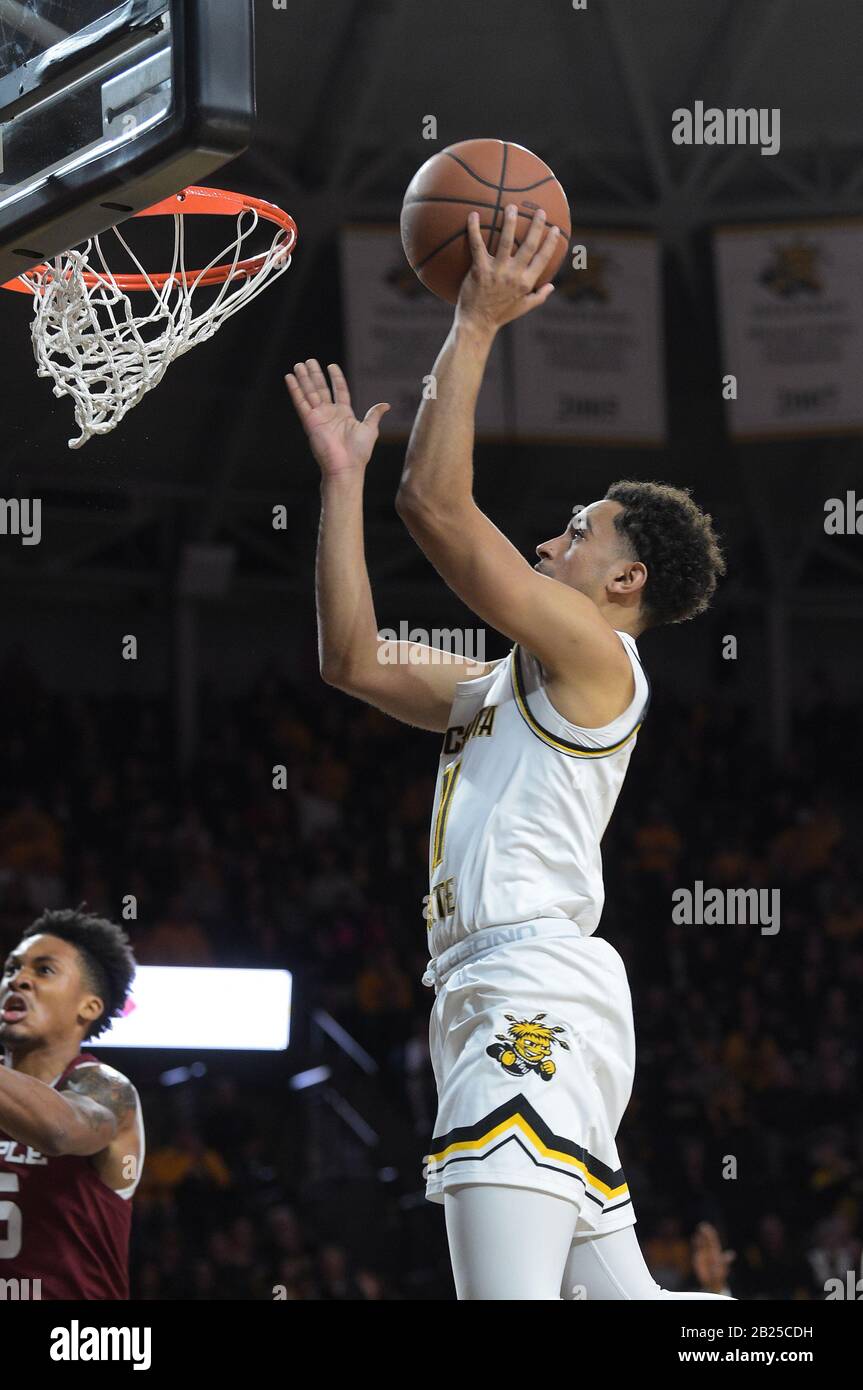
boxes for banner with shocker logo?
[715,218,863,439]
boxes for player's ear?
[79,995,104,1030]
[610,560,647,596]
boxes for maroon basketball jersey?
[0,1051,134,1299]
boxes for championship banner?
[714,219,863,439]
[509,230,666,444]
[339,225,509,438]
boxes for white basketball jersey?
[425,630,650,959]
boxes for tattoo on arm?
[62,1067,138,1134]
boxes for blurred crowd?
[0,647,860,1299]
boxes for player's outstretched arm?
[286,360,501,732]
[396,210,635,699]
[0,1058,135,1156]
[327,640,504,733]
[397,203,557,517]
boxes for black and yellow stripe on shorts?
[510,643,651,759]
[424,1093,632,1218]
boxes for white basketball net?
[18,204,295,448]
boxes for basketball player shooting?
[286,204,731,1300]
[0,908,142,1298]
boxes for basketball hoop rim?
[1,186,298,293]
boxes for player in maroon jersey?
[0,907,141,1299]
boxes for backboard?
[0,0,255,283]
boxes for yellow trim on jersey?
[510,644,648,758]
[425,1110,629,1201]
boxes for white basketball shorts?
[422,920,637,1235]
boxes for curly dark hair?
[605,479,726,628]
[21,907,136,1040]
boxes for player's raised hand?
[455,203,561,333]
[285,360,390,476]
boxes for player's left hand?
[455,203,561,334]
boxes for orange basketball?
[400,138,571,304]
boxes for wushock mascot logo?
[487,1012,570,1082]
